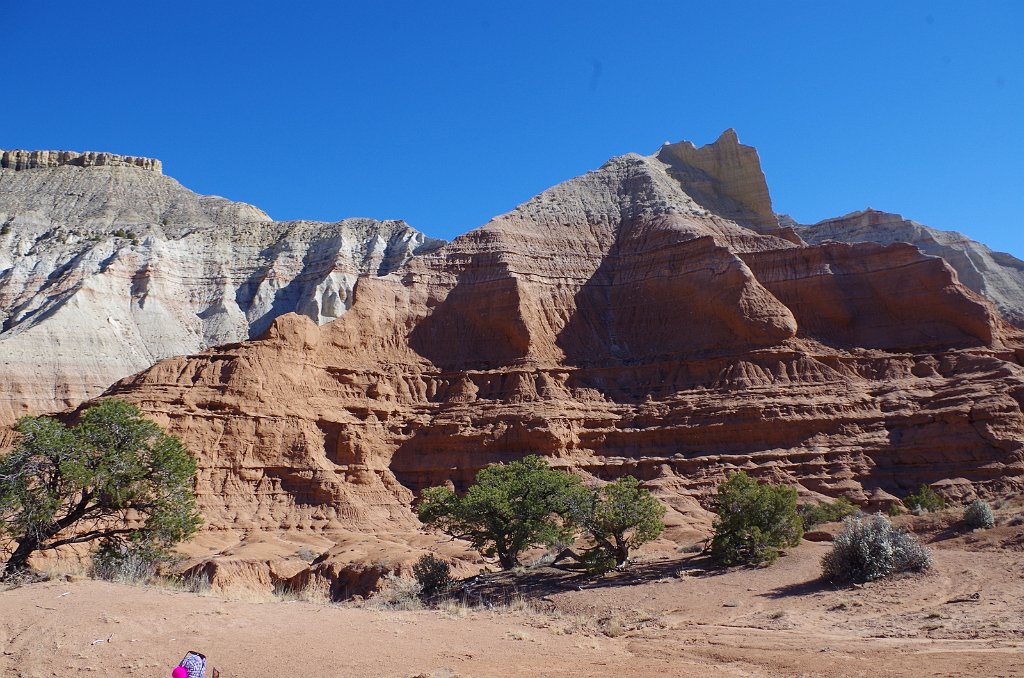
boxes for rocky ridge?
[1,149,162,173]
[81,132,1024,595]
[796,209,1024,326]
[0,159,442,424]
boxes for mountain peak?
[654,130,776,232]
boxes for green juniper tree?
[1,399,201,576]
[417,455,581,569]
[566,476,666,570]
[710,471,802,566]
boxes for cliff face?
[7,134,1024,595]
[1,149,163,173]
[796,209,1024,327]
[0,158,443,424]
[97,137,1024,548]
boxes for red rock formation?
[76,133,1024,592]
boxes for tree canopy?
[417,455,582,569]
[417,456,667,572]
[1,399,201,576]
[566,475,666,570]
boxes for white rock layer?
[0,159,442,424]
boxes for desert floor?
[2,523,1023,677]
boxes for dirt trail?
[1,540,1022,677]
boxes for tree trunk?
[4,537,39,576]
[615,543,630,568]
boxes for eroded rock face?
[795,209,1024,327]
[9,133,1024,596]
[1,149,163,173]
[0,159,443,424]
[98,137,1024,550]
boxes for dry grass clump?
[366,573,423,610]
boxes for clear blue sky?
[4,2,1022,255]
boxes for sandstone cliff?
[87,134,1024,596]
[0,155,443,424]
[795,209,1024,327]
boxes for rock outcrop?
[0,157,443,424]
[656,129,778,232]
[93,135,1024,559]
[795,209,1024,327]
[1,149,162,173]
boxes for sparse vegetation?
[710,471,803,566]
[412,554,454,598]
[798,497,859,528]
[1008,514,1024,527]
[0,399,201,577]
[903,484,945,513]
[367,573,423,610]
[821,514,932,585]
[91,540,166,584]
[963,499,995,530]
[417,455,582,569]
[0,222,10,236]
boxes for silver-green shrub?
[821,514,931,585]
[963,500,994,530]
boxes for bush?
[710,472,803,566]
[412,554,454,598]
[904,485,945,513]
[91,540,165,584]
[963,499,994,530]
[821,514,932,585]
[369,573,423,610]
[798,497,859,528]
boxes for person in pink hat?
[173,650,219,678]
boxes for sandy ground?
[2,528,1023,678]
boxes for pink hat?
[172,667,188,678]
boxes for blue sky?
[4,2,1022,255]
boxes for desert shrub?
[904,485,945,513]
[1007,513,1024,527]
[295,547,319,562]
[710,471,803,566]
[412,554,454,598]
[90,540,165,583]
[369,573,423,610]
[963,499,994,530]
[821,514,932,585]
[798,497,859,528]
[0,222,10,236]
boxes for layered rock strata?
[1,149,162,173]
[98,137,1024,550]
[8,132,1024,596]
[0,158,442,424]
[796,209,1024,326]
